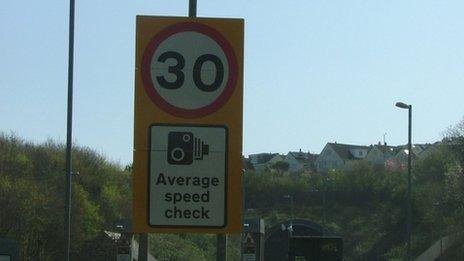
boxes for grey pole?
[407,105,412,261]
[139,234,148,261]
[283,195,294,234]
[189,0,197,17]
[187,3,230,260]
[216,234,227,261]
[322,178,326,236]
[65,0,75,260]
[241,169,246,259]
[396,102,413,261]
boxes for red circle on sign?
[141,22,238,118]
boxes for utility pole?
[187,1,228,260]
[138,234,148,261]
[189,0,197,17]
[395,101,413,261]
[65,0,75,260]
[407,105,412,261]
[216,234,227,261]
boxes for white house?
[315,143,369,173]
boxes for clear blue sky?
[1,1,463,165]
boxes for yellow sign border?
[133,16,243,234]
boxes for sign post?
[133,16,243,234]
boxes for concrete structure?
[415,235,456,261]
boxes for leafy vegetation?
[0,134,131,260]
[1,118,463,260]
[244,118,464,260]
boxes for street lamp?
[283,195,294,221]
[283,195,294,261]
[395,101,412,261]
[283,195,295,237]
[433,201,443,260]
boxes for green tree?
[271,161,290,175]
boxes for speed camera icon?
[167,132,209,165]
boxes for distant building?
[248,141,442,174]
[315,143,369,173]
[368,143,440,171]
[268,154,286,166]
[248,153,279,171]
[285,149,318,173]
[365,143,400,166]
[417,142,442,159]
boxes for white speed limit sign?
[141,22,238,118]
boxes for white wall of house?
[315,145,344,173]
[366,147,386,165]
[349,148,368,159]
[269,154,285,165]
[285,153,302,173]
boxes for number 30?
[156,51,224,92]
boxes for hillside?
[1,120,464,260]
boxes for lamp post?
[283,195,294,222]
[283,194,294,238]
[395,101,412,261]
[283,195,294,261]
[322,175,333,237]
[433,201,443,260]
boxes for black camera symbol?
[167,132,209,165]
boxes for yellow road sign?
[133,16,243,234]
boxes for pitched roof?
[327,143,369,160]
[288,151,318,163]
[288,151,308,159]
[249,153,278,164]
[370,144,401,155]
[395,143,432,157]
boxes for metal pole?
[189,0,197,17]
[65,0,75,260]
[323,178,326,236]
[290,195,294,221]
[407,105,412,261]
[440,201,443,260]
[241,170,246,260]
[216,234,227,261]
[139,233,148,261]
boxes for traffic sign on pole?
[133,16,243,234]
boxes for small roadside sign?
[133,16,243,234]
[243,232,257,260]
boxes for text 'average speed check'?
[149,125,227,227]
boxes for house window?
[358,151,363,156]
